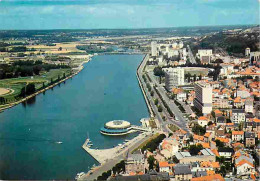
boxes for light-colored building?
[197,49,212,62]
[164,67,185,91]
[232,131,244,142]
[151,41,157,57]
[231,109,245,124]
[125,153,145,174]
[245,48,250,57]
[245,99,254,113]
[249,51,260,65]
[194,82,212,115]
[198,49,213,57]
[197,116,209,127]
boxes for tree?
[20,87,26,97]
[199,74,202,80]
[158,105,163,112]
[189,144,203,155]
[192,123,206,135]
[147,156,156,170]
[150,91,154,97]
[172,155,179,163]
[154,99,158,105]
[193,74,197,81]
[26,83,36,95]
[215,139,225,148]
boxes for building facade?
[151,41,157,57]
[194,82,212,115]
[164,67,185,92]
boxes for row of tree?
[0,61,70,80]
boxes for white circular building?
[105,120,131,129]
[100,120,131,135]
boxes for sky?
[0,0,259,30]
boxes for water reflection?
[26,96,36,106]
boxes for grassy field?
[183,67,208,76]
[131,133,160,153]
[0,68,71,104]
[168,124,180,132]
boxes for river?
[0,54,149,179]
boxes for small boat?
[75,172,85,180]
[88,143,93,146]
[56,141,63,144]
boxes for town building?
[151,41,158,57]
[194,82,212,115]
[174,164,192,181]
[125,152,145,174]
[231,109,245,124]
[245,48,250,57]
[232,131,244,142]
[164,67,185,91]
[244,132,255,147]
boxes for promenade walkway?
[79,132,154,180]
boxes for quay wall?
[136,54,154,117]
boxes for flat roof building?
[194,82,212,115]
[164,67,184,92]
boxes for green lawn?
[0,68,71,104]
[168,124,180,132]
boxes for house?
[232,131,244,142]
[215,137,230,146]
[215,126,225,137]
[233,97,244,108]
[231,109,245,124]
[225,123,235,132]
[159,161,175,174]
[218,147,233,159]
[245,99,254,113]
[109,171,170,181]
[244,132,255,147]
[191,174,225,181]
[193,134,204,144]
[236,160,255,175]
[174,164,192,181]
[244,118,260,132]
[216,116,226,126]
[197,116,209,127]
[160,138,179,156]
[203,132,212,142]
[214,109,223,119]
[125,152,145,174]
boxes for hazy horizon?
[0,0,259,30]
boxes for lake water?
[0,54,149,179]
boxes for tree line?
[0,60,70,79]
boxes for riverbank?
[136,54,154,117]
[0,58,91,112]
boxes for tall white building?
[245,48,250,57]
[164,67,184,91]
[151,41,157,57]
[194,82,212,115]
[179,41,184,48]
